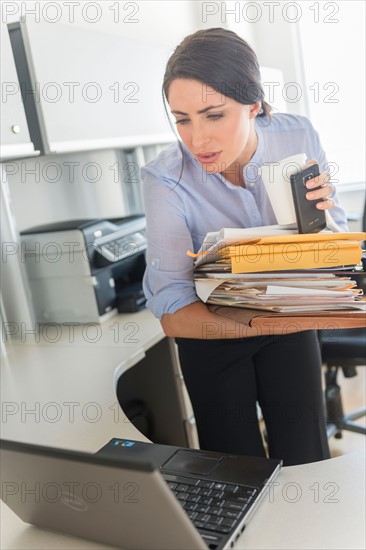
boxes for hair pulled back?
[163,27,271,117]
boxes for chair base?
[327,406,366,439]
[324,363,366,439]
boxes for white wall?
[298,0,365,187]
[3,1,226,45]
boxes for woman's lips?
[196,151,222,164]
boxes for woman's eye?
[175,119,189,125]
[207,113,224,121]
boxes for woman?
[141,28,348,466]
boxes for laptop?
[0,438,282,550]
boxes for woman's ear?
[249,101,262,118]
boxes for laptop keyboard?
[163,474,257,535]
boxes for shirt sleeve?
[141,165,200,320]
[303,117,349,231]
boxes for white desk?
[2,451,365,550]
[1,310,365,549]
[1,309,164,452]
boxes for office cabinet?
[0,23,38,160]
[8,21,173,155]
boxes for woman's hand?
[304,159,334,211]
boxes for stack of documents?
[194,272,364,313]
[188,227,366,328]
[190,228,365,273]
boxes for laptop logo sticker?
[113,440,135,447]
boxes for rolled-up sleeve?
[141,165,199,320]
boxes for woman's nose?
[191,123,210,150]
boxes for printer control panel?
[92,217,147,266]
[95,230,146,264]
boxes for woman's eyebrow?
[171,104,225,116]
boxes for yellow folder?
[218,235,364,274]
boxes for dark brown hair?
[163,27,271,117]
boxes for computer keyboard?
[163,473,257,535]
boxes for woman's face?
[168,78,260,183]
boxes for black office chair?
[320,201,366,439]
[320,328,366,438]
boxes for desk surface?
[1,310,365,550]
[2,450,365,550]
[1,309,163,451]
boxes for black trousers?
[176,330,330,466]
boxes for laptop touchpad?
[161,450,223,475]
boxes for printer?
[20,216,147,323]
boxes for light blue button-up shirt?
[141,113,348,319]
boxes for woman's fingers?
[315,197,335,210]
[304,167,334,210]
[305,170,331,188]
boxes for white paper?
[202,272,338,280]
[217,224,297,241]
[265,285,355,297]
[194,278,226,303]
